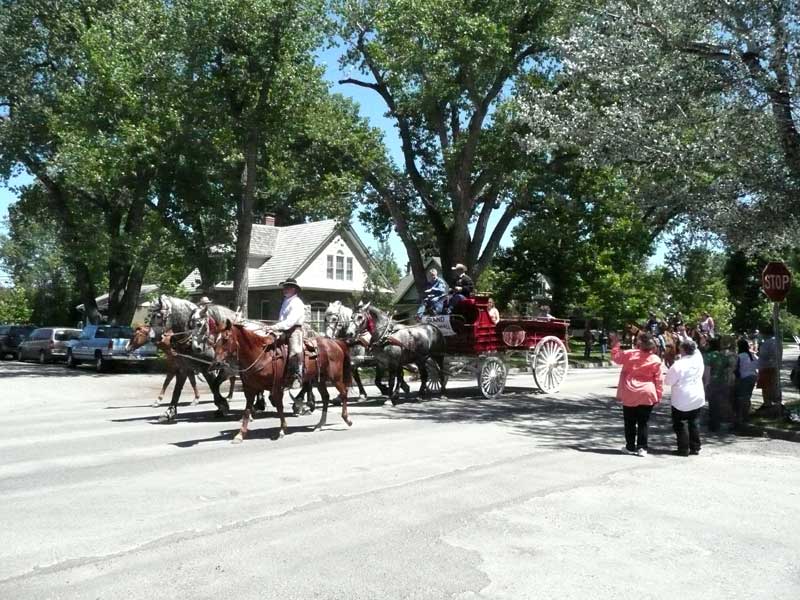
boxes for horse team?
[127,295,445,443]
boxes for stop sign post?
[761,261,793,407]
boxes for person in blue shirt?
[417,268,448,318]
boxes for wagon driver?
[448,263,474,313]
[272,278,306,389]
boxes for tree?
[360,241,401,310]
[659,241,734,332]
[0,189,84,325]
[336,0,577,294]
[491,165,655,323]
[0,285,33,324]
[516,0,800,250]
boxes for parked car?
[18,327,82,363]
[65,324,158,372]
[0,325,37,360]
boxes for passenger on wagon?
[447,263,474,313]
[417,268,448,319]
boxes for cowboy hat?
[451,263,467,272]
[279,277,302,292]
[197,296,212,305]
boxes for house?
[76,284,159,326]
[180,216,385,330]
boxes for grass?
[749,399,800,433]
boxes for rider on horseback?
[417,268,448,319]
[273,278,306,390]
[646,311,667,353]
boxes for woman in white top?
[664,338,706,456]
[734,337,758,426]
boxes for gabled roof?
[249,220,339,288]
[183,219,375,293]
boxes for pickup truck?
[65,325,158,372]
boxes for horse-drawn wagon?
[421,295,570,398]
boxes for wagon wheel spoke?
[532,336,568,394]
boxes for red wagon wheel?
[530,336,568,393]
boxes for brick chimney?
[254,213,276,226]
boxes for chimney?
[253,213,276,226]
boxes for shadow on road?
[367,390,740,453]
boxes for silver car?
[18,327,83,364]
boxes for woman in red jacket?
[609,331,664,456]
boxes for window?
[346,257,353,281]
[260,300,271,320]
[309,302,327,333]
[335,252,344,280]
[326,255,334,279]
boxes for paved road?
[1,355,799,599]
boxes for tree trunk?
[75,262,102,325]
[232,127,258,316]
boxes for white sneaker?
[621,446,637,456]
[637,448,649,457]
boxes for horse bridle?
[325,303,350,338]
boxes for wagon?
[420,295,570,399]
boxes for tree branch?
[475,202,519,277]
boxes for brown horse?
[624,322,678,367]
[212,321,352,443]
[128,325,235,416]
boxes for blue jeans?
[448,293,466,313]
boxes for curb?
[736,423,800,443]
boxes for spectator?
[610,331,664,457]
[703,337,734,432]
[598,330,609,358]
[752,329,763,352]
[757,325,779,408]
[583,324,594,359]
[733,337,758,427]
[487,297,500,324]
[665,339,705,456]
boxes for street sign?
[762,261,792,302]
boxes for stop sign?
[762,261,793,302]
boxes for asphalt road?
[1,354,799,599]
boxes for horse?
[624,322,678,367]
[211,320,352,442]
[189,302,300,415]
[128,326,203,408]
[147,294,236,421]
[324,300,410,399]
[348,303,445,403]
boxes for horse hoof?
[152,401,160,408]
[278,430,285,439]
[358,394,367,401]
[344,418,353,427]
[192,397,200,406]
[232,434,244,444]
